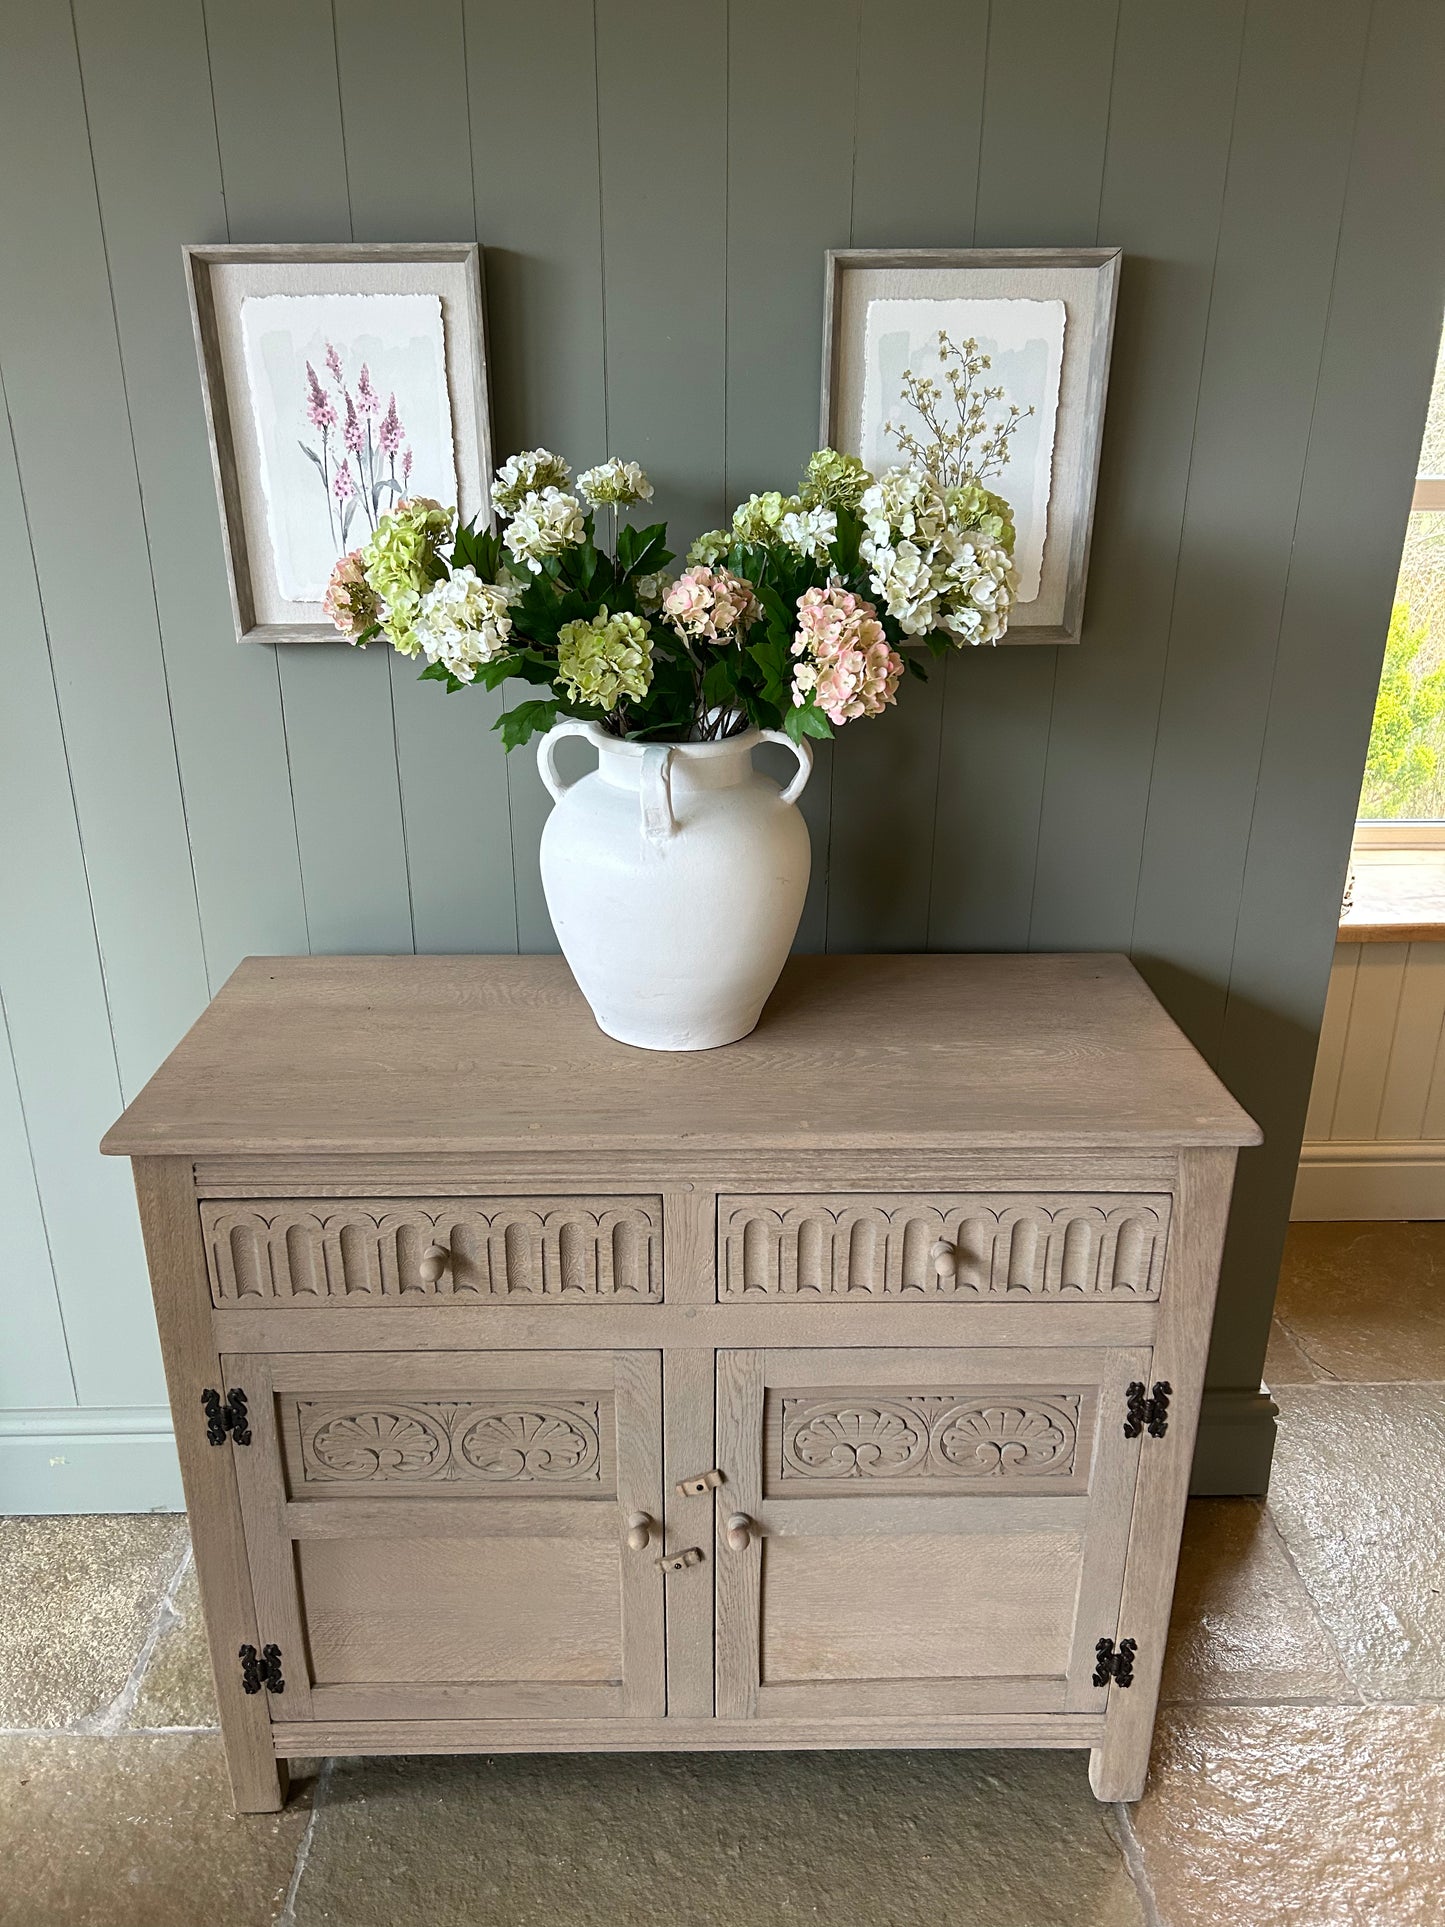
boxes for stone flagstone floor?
[3,1219,1445,1925]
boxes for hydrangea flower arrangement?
[326,334,1025,749]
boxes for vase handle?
[757,731,814,807]
[640,744,677,843]
[537,719,595,802]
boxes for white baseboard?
[1292,1140,1445,1221]
[0,1406,183,1513]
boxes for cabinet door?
[225,1350,664,1723]
[715,1346,1149,1720]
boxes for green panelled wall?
[1,0,1441,1508]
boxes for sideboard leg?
[1089,1740,1148,1804]
[132,1156,292,1815]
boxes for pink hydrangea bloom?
[305,361,336,433]
[662,565,757,644]
[322,549,377,642]
[790,584,903,725]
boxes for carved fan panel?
[284,1395,610,1493]
[718,1193,1169,1300]
[769,1388,1086,1493]
[202,1196,662,1305]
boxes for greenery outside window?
[1357,320,1445,851]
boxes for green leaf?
[905,654,929,682]
[493,697,563,752]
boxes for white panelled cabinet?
[104,953,1258,1811]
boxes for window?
[1356,318,1445,849]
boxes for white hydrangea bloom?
[577,458,654,507]
[413,567,520,680]
[860,466,947,549]
[933,530,1017,645]
[778,503,837,562]
[504,488,586,573]
[492,448,572,514]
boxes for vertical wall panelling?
[0,5,212,1093]
[205,0,415,956]
[1377,947,1445,1141]
[824,0,987,953]
[1329,944,1408,1141]
[1304,946,1358,1141]
[725,0,861,950]
[1207,0,1445,1404]
[0,368,160,1406]
[334,0,518,955]
[595,1,727,543]
[71,0,310,987]
[1129,0,1372,1058]
[465,0,609,951]
[0,999,74,1411]
[1028,0,1246,952]
[929,0,1120,951]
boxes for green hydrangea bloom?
[688,529,731,567]
[730,491,797,543]
[944,480,1016,556]
[800,448,873,514]
[555,608,654,710]
[362,499,455,654]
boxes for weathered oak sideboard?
[103,953,1259,1812]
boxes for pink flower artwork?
[299,344,412,556]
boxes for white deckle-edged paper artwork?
[240,291,458,602]
[859,297,1066,603]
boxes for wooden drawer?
[717,1192,1171,1302]
[201,1196,663,1308]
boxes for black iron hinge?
[1123,1380,1172,1439]
[239,1643,285,1695]
[202,1387,251,1447]
[1093,1637,1137,1688]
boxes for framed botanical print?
[821,247,1120,645]
[184,242,492,645]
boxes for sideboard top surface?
[101,953,1260,1159]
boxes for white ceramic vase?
[537,719,813,1051]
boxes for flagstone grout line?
[73,1538,194,1738]
[1109,1800,1166,1927]
[278,1758,331,1927]
[1254,1501,1366,1706]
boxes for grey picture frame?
[184,241,492,646]
[821,247,1121,646]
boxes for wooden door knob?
[418,1242,450,1284]
[929,1238,959,1280]
[626,1512,653,1552]
[726,1513,754,1552]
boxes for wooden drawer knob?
[726,1513,754,1552]
[417,1242,450,1285]
[626,1512,653,1552]
[929,1238,959,1280]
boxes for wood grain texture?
[270,1712,1104,1756]
[131,1163,286,1810]
[102,953,1258,1156]
[1090,1146,1234,1801]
